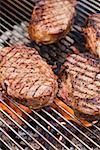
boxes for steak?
[0,45,58,109]
[58,53,100,116]
[83,14,100,58]
[28,0,76,44]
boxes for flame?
[0,97,32,125]
[0,95,97,127]
[52,98,97,127]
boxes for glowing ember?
[52,98,97,127]
[0,94,32,125]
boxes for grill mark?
[0,48,16,67]
[84,54,95,60]
[29,84,42,97]
[66,61,97,80]
[0,66,18,80]
[0,47,14,58]
[71,54,87,62]
[20,79,38,96]
[73,54,99,67]
[65,54,100,91]
[36,3,72,19]
[2,49,40,71]
[66,54,99,72]
[84,53,100,61]
[89,17,100,23]
[35,2,70,14]
[0,46,57,104]
[10,72,29,89]
[73,78,99,93]
[19,79,40,97]
[1,51,18,67]
[36,0,69,7]
[73,91,87,98]
[25,79,46,97]
[76,75,100,88]
[33,13,72,30]
[32,0,74,30]
[40,15,69,26]
[74,54,98,67]
[73,85,97,98]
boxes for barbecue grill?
[0,0,100,150]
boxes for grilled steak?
[29,0,76,44]
[0,45,58,109]
[58,53,100,116]
[83,14,100,58]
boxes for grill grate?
[0,0,100,150]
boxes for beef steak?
[0,45,58,109]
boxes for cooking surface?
[0,0,100,150]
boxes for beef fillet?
[58,53,100,116]
[0,45,58,109]
[29,0,76,44]
[83,14,100,58]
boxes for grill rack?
[0,0,100,150]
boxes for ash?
[0,22,100,150]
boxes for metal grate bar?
[0,98,60,150]
[16,105,78,150]
[0,5,23,23]
[53,102,100,140]
[51,108,100,148]
[2,0,30,20]
[78,1,96,13]
[16,111,70,150]
[10,0,32,13]
[81,0,100,11]
[6,0,31,16]
[0,10,21,27]
[53,101,100,132]
[0,137,14,150]
[32,110,88,150]
[24,0,36,7]
[0,0,90,49]
[6,99,77,150]
[0,18,28,40]
[0,29,11,46]
[88,0,100,7]
[0,127,24,150]
[0,110,47,150]
[0,117,36,150]
[93,124,100,131]
[2,96,100,150]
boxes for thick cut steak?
[58,53,100,115]
[0,45,58,109]
[84,14,100,58]
[29,0,76,44]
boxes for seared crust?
[83,14,100,57]
[29,0,76,44]
[0,45,58,109]
[58,53,100,115]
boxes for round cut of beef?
[29,0,76,44]
[58,53,100,116]
[0,45,58,109]
[83,14,100,58]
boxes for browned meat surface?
[0,45,58,109]
[58,53,100,115]
[29,0,76,44]
[83,14,100,57]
